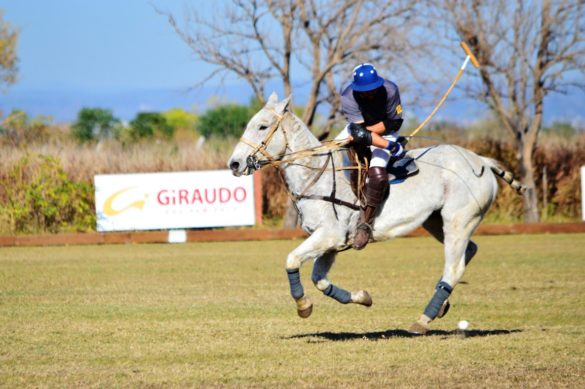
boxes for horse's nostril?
[230,161,240,171]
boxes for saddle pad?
[387,157,418,183]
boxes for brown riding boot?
[353,166,389,250]
[353,205,377,250]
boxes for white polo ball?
[458,320,469,330]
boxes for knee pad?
[365,167,389,206]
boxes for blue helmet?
[351,63,385,92]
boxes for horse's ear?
[266,92,279,107]
[275,95,292,114]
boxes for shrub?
[128,112,173,140]
[0,110,51,146]
[0,154,95,233]
[163,108,198,132]
[72,108,121,143]
[197,104,252,138]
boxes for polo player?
[336,63,406,250]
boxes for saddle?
[387,156,419,184]
[345,148,419,204]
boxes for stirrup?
[353,222,373,250]
[356,222,373,234]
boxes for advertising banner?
[94,170,255,231]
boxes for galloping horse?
[228,92,522,334]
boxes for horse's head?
[228,92,291,176]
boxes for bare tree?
[162,0,423,131]
[436,0,585,222]
[0,11,18,91]
[161,0,425,227]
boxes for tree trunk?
[519,140,540,223]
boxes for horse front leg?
[311,251,372,307]
[285,229,343,318]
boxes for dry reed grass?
[0,137,238,183]
[0,127,583,226]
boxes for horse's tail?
[481,157,526,194]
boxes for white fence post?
[582,166,585,221]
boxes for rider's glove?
[385,140,406,158]
[348,122,372,147]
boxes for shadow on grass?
[286,328,522,342]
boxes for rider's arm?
[366,121,386,135]
[370,132,391,148]
[353,121,390,148]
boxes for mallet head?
[460,41,480,68]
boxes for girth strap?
[291,192,361,211]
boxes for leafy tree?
[0,11,18,90]
[72,108,120,143]
[129,112,173,139]
[0,110,50,146]
[197,104,252,138]
[163,108,198,132]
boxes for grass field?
[1,233,584,388]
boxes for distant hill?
[1,83,584,127]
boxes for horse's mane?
[285,110,322,149]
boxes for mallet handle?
[403,41,480,144]
[406,68,465,140]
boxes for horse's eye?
[259,125,268,131]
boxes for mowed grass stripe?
[0,234,584,387]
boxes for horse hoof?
[408,320,430,335]
[296,296,313,319]
[437,300,450,319]
[351,290,373,307]
[408,315,432,335]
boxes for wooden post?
[253,171,263,226]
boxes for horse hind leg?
[423,210,478,265]
[311,251,372,307]
[410,215,481,334]
[421,211,479,319]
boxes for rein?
[238,110,360,213]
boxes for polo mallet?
[402,41,480,145]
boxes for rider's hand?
[385,140,406,158]
[348,123,372,147]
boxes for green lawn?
[1,234,584,387]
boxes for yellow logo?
[103,187,147,216]
[396,104,403,115]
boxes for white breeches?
[335,125,399,168]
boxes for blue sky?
[1,0,210,91]
[0,1,584,125]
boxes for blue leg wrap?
[286,269,304,300]
[423,281,453,319]
[324,284,351,304]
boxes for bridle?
[237,109,361,214]
[238,109,290,172]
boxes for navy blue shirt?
[340,79,403,126]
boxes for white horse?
[228,92,523,334]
